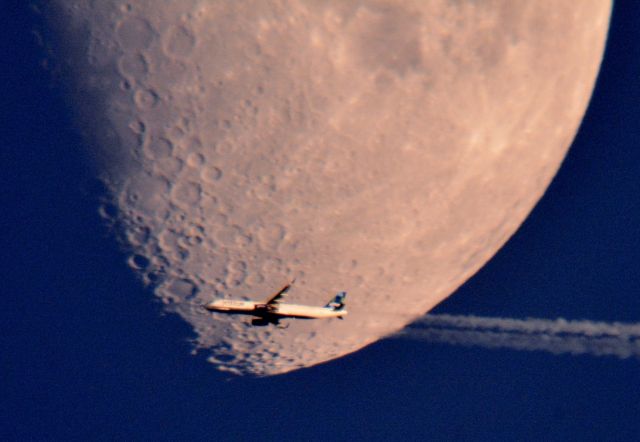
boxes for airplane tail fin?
[324,291,347,311]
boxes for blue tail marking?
[325,291,347,311]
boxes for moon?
[45,1,611,375]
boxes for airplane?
[203,280,347,327]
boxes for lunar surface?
[44,1,611,375]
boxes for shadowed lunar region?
[45,1,611,375]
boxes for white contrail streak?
[393,314,640,360]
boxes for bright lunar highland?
[45,1,611,375]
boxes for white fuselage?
[204,299,347,319]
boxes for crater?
[186,152,206,168]
[118,52,149,79]
[201,166,223,183]
[171,181,202,206]
[167,278,198,300]
[164,25,196,58]
[116,16,155,51]
[133,88,159,110]
[155,156,184,177]
[124,174,169,215]
[128,254,150,270]
[144,137,173,159]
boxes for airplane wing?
[262,279,295,307]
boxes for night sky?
[3,2,640,441]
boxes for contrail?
[393,314,640,360]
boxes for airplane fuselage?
[205,299,347,319]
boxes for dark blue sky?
[3,2,640,441]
